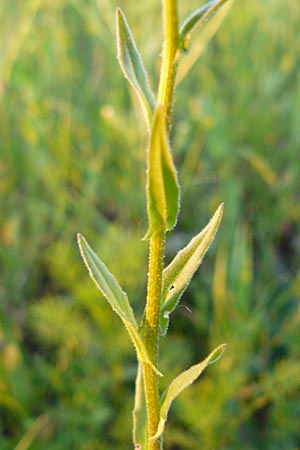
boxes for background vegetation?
[0,0,299,448]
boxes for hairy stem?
[157,0,179,117]
[144,232,165,450]
[143,1,179,449]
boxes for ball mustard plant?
[77,1,232,448]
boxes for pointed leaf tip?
[152,343,226,439]
[116,7,155,127]
[180,0,229,52]
[160,203,224,334]
[77,233,162,376]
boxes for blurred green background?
[0,0,299,449]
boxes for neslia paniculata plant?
[77,1,231,448]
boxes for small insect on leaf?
[152,343,227,440]
[160,203,224,335]
[180,0,229,52]
[77,234,162,376]
[144,106,180,239]
[116,8,155,128]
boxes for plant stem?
[144,232,165,450]
[143,2,179,449]
[157,0,179,115]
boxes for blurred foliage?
[0,0,299,448]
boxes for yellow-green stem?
[143,2,179,449]
[157,0,179,116]
[144,232,165,450]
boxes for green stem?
[144,232,165,450]
[157,0,179,116]
[143,2,179,449]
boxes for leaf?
[160,203,223,335]
[152,344,227,440]
[177,0,234,86]
[77,234,162,376]
[180,0,229,52]
[116,8,155,128]
[133,363,147,449]
[144,107,180,239]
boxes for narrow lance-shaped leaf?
[77,234,162,376]
[176,0,234,86]
[160,203,223,335]
[133,363,147,449]
[116,8,155,128]
[144,107,180,239]
[180,0,229,52]
[152,343,227,440]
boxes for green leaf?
[116,8,155,128]
[152,344,227,440]
[176,0,234,86]
[133,363,147,449]
[160,203,223,335]
[180,0,229,52]
[144,107,180,239]
[77,234,162,376]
